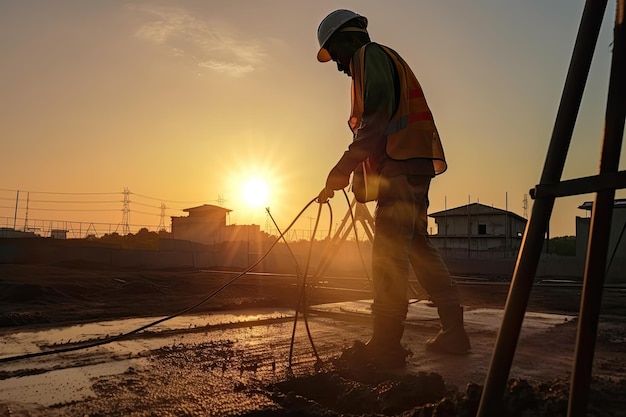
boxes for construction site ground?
[1,264,625,416]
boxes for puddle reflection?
[0,358,147,406]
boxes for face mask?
[336,60,351,76]
[337,62,352,77]
[328,39,353,76]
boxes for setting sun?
[242,178,269,207]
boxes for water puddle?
[464,309,575,332]
[312,300,575,335]
[1,308,293,360]
[0,308,295,407]
[0,358,147,406]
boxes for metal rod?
[476,1,608,415]
[13,190,19,230]
[531,170,626,198]
[568,2,625,416]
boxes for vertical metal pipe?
[476,1,608,416]
[467,195,471,258]
[13,190,19,230]
[568,2,625,416]
[505,192,508,258]
[444,196,447,256]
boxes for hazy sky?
[0,1,622,237]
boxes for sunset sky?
[0,1,622,238]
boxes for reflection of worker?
[316,9,470,368]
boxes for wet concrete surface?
[1,264,625,416]
[2,299,625,416]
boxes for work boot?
[425,305,471,355]
[364,317,411,369]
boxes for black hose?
[288,201,324,366]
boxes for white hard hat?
[317,9,367,62]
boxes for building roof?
[578,198,626,211]
[429,202,526,223]
[182,204,232,213]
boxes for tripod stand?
[313,196,427,300]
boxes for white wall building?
[428,203,527,257]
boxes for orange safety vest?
[349,43,447,175]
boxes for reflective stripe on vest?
[384,109,434,135]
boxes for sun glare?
[243,178,269,207]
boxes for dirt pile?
[90,340,625,417]
[269,372,626,416]
[257,342,626,417]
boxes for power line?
[0,188,120,195]
[130,201,164,210]
[133,209,166,217]
[0,187,223,234]
[1,189,216,208]
[24,208,120,212]
[131,192,211,204]
[27,199,121,204]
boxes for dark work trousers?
[371,175,461,322]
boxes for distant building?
[428,203,527,256]
[50,229,67,239]
[170,204,264,245]
[576,199,626,283]
[0,227,37,239]
[171,205,232,244]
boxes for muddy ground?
[0,264,625,416]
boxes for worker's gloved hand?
[317,187,334,203]
[317,166,350,203]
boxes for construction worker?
[316,9,470,368]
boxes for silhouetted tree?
[548,236,576,256]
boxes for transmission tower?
[522,194,528,218]
[265,207,271,234]
[119,187,131,235]
[216,193,230,224]
[158,202,167,231]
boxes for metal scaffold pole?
[569,2,625,416]
[476,0,621,415]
